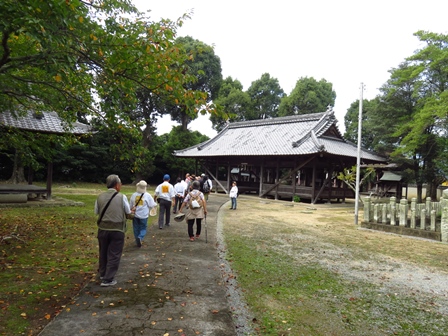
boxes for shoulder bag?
[97,191,118,225]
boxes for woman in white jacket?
[229,181,238,210]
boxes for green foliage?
[293,195,300,203]
[337,166,376,202]
[150,127,207,180]
[211,76,252,131]
[246,73,285,119]
[0,1,214,177]
[279,77,336,116]
[165,36,224,130]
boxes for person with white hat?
[154,174,176,229]
[129,180,157,247]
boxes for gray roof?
[174,111,386,162]
[0,111,92,135]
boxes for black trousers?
[158,199,172,228]
[97,229,125,282]
[187,218,202,237]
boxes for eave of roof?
[0,111,92,135]
[174,110,386,163]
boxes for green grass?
[224,233,448,335]
[0,193,99,335]
[0,185,148,335]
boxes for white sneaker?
[100,280,117,287]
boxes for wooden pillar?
[311,159,316,203]
[46,161,53,200]
[275,158,280,200]
[292,158,297,202]
[215,158,219,194]
[227,164,231,192]
[28,167,34,185]
[259,158,265,197]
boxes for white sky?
[132,0,448,138]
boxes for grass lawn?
[0,183,154,335]
[2,183,448,335]
[223,198,448,335]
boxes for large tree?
[246,73,285,120]
[167,36,223,130]
[349,31,448,201]
[384,32,448,200]
[210,76,252,131]
[279,77,336,116]
[0,1,211,180]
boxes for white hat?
[136,180,147,193]
[201,173,205,177]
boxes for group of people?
[173,173,213,213]
[94,173,221,287]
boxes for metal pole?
[354,83,364,225]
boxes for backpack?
[202,179,210,193]
[188,192,203,209]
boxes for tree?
[337,166,376,204]
[1,1,212,181]
[246,73,285,119]
[167,36,223,130]
[380,31,448,200]
[278,77,336,116]
[211,77,252,131]
[344,98,381,152]
[151,126,208,180]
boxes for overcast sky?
[132,0,448,138]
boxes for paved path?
[39,194,238,336]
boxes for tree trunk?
[181,109,188,131]
[7,150,26,184]
[416,182,423,203]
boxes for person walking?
[200,174,212,201]
[179,180,207,241]
[129,180,156,247]
[154,174,176,229]
[229,181,238,210]
[173,177,186,214]
[94,174,132,287]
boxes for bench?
[0,185,48,202]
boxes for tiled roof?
[174,111,386,162]
[0,111,92,135]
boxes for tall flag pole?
[355,83,364,225]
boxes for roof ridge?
[228,111,327,129]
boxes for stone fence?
[361,189,448,242]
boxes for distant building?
[174,110,386,203]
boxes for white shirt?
[155,181,176,201]
[229,186,238,198]
[174,182,186,197]
[129,192,157,219]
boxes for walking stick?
[205,214,208,243]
